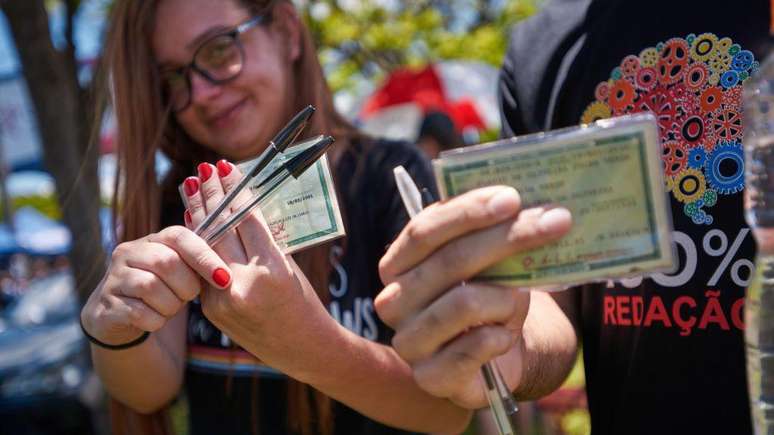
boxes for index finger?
[148,226,233,289]
[379,186,522,283]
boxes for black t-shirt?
[171,139,437,435]
[499,1,772,434]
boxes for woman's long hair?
[97,0,359,433]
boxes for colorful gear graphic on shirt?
[635,67,659,91]
[703,189,718,207]
[712,108,742,142]
[732,50,754,71]
[662,140,688,176]
[594,81,610,102]
[609,79,636,114]
[621,55,641,79]
[665,175,675,193]
[690,33,718,62]
[720,70,740,89]
[672,169,707,204]
[722,86,742,108]
[684,63,709,92]
[658,38,690,85]
[706,142,745,194]
[640,47,660,67]
[688,147,707,169]
[700,86,723,113]
[579,33,756,225]
[581,101,612,124]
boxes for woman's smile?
[205,97,249,129]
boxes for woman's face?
[152,0,293,161]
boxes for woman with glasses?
[78,0,478,434]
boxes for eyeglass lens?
[162,34,245,111]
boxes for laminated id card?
[433,113,676,288]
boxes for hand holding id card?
[432,113,676,288]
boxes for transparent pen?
[393,165,519,435]
[203,136,335,246]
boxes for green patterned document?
[433,114,675,287]
[236,138,345,254]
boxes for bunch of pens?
[192,105,335,246]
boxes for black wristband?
[79,317,150,350]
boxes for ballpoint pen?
[194,105,316,236]
[393,165,519,435]
[203,135,335,246]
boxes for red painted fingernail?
[183,177,199,196]
[217,160,233,177]
[198,163,213,182]
[212,268,231,287]
[184,210,192,226]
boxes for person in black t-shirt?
[376,1,772,434]
[78,1,489,434]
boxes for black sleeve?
[364,141,438,248]
[498,0,592,137]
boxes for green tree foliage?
[301,0,541,92]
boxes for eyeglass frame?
[160,14,269,112]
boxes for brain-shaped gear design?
[579,33,755,225]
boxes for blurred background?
[0,1,588,434]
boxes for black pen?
[194,105,316,236]
[204,135,335,245]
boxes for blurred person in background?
[77,0,486,434]
[414,111,463,160]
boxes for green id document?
[237,138,345,254]
[433,114,675,287]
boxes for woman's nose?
[189,71,222,106]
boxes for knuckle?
[378,256,395,284]
[422,307,445,332]
[160,225,188,247]
[477,330,503,354]
[448,348,482,378]
[438,242,467,274]
[201,182,221,200]
[127,303,143,323]
[404,222,431,252]
[453,287,482,319]
[374,290,399,328]
[152,249,179,274]
[193,251,215,273]
[178,284,200,302]
[111,242,132,262]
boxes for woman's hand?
[374,186,572,408]
[184,160,328,370]
[80,218,233,347]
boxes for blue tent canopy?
[13,207,71,256]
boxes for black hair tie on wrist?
[79,317,150,350]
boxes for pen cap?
[273,105,315,151]
[288,136,335,178]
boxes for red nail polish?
[212,268,231,287]
[184,210,192,226]
[183,177,199,196]
[216,160,233,177]
[198,163,213,182]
